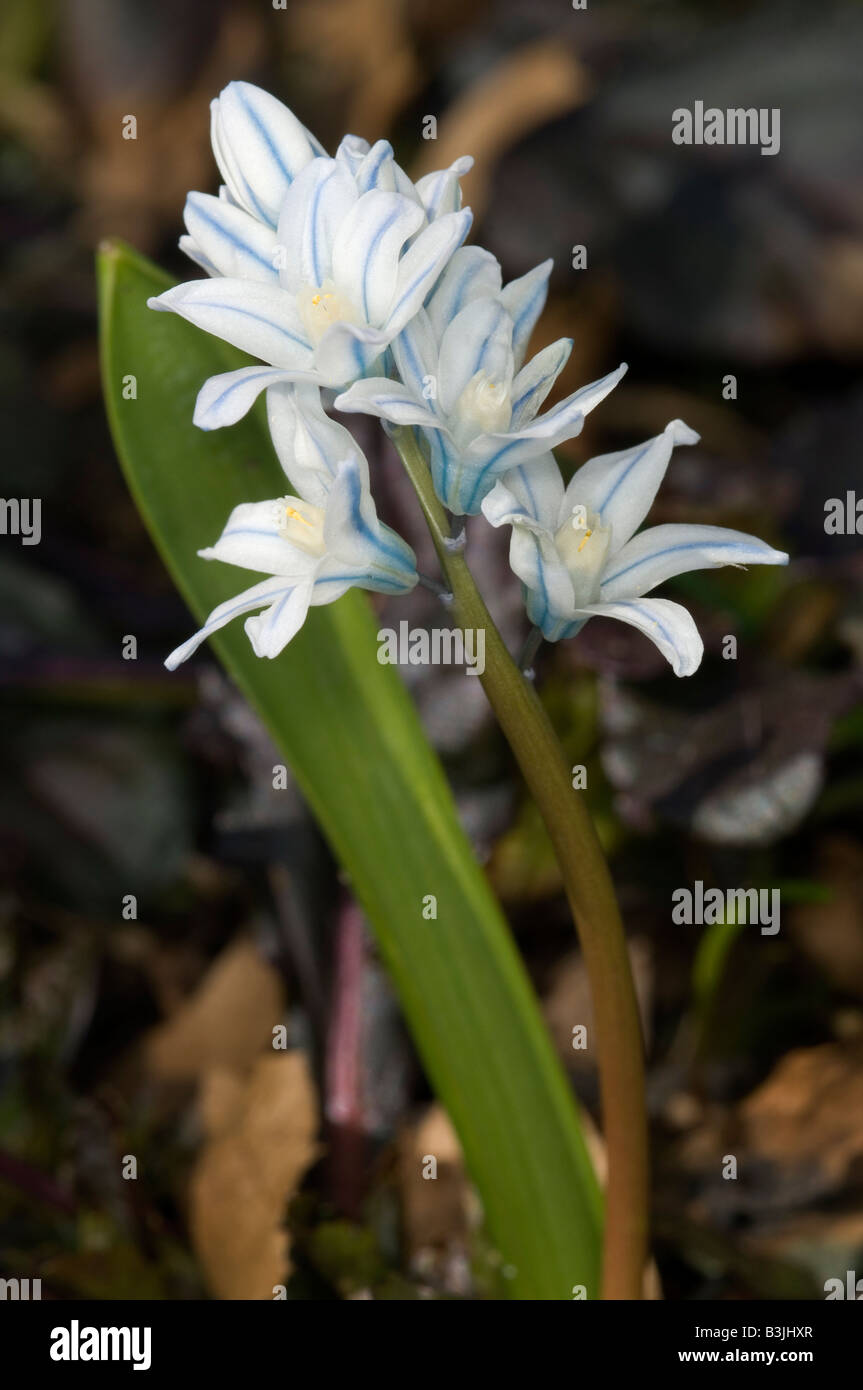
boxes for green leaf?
[98,241,601,1299]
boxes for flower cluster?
[153,81,788,675]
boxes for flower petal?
[352,140,419,202]
[385,209,473,335]
[566,418,699,554]
[322,455,417,588]
[573,597,704,676]
[499,259,553,367]
[245,579,317,658]
[481,454,565,531]
[509,528,577,638]
[148,279,314,372]
[211,82,323,226]
[509,338,573,428]
[390,310,438,399]
[165,576,303,669]
[601,524,789,600]
[437,298,514,415]
[313,320,391,387]
[194,367,295,430]
[425,245,502,343]
[178,235,219,278]
[331,190,425,326]
[275,157,358,292]
[415,156,474,219]
[334,377,442,430]
[198,499,321,579]
[334,133,370,175]
[267,383,351,502]
[454,364,625,513]
[182,192,279,283]
[467,363,628,475]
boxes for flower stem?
[393,427,648,1300]
[519,625,544,674]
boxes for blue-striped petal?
[481,455,564,531]
[165,576,307,669]
[183,192,279,283]
[415,155,473,220]
[437,298,514,415]
[275,157,358,292]
[148,278,314,372]
[499,259,553,367]
[465,364,627,479]
[600,524,789,600]
[385,209,473,334]
[509,338,573,428]
[334,133,370,176]
[331,190,425,326]
[178,235,220,278]
[312,320,391,387]
[194,367,294,430]
[425,245,501,343]
[390,311,438,400]
[565,418,699,554]
[199,499,321,579]
[352,140,419,202]
[572,597,704,676]
[210,82,323,227]
[509,528,577,638]
[266,383,350,502]
[245,580,317,658]
[335,378,442,430]
[322,455,417,587]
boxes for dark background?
[2,0,863,1300]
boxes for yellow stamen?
[285,505,313,527]
[577,529,593,553]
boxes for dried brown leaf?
[189,1053,319,1300]
[143,937,284,1082]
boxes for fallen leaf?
[739,1041,863,1197]
[189,1052,319,1300]
[143,937,284,1082]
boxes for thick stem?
[394,427,648,1299]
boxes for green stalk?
[394,427,649,1300]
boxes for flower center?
[554,504,611,605]
[450,371,512,446]
[297,278,360,346]
[274,497,327,556]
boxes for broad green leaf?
[98,241,601,1299]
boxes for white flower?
[150,153,471,393]
[164,436,417,670]
[481,421,789,676]
[202,81,326,233]
[335,246,627,514]
[182,81,471,268]
[149,82,474,396]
